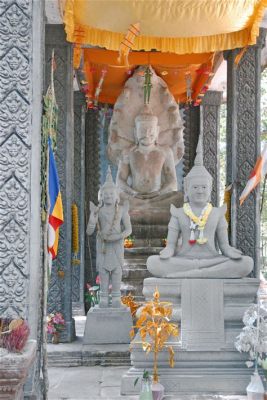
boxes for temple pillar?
[72,92,86,315]
[84,109,101,283]
[0,0,44,397]
[182,105,200,178]
[200,90,222,206]
[224,30,266,277]
[46,25,75,341]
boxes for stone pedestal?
[83,306,132,344]
[121,277,259,395]
[129,191,183,240]
[0,340,36,400]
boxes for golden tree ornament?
[121,293,141,318]
[132,288,179,383]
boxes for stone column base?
[83,306,132,344]
[0,340,36,400]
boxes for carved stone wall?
[182,105,200,180]
[46,25,75,341]
[0,0,32,318]
[201,91,222,206]
[225,30,266,277]
[0,1,44,396]
[72,92,85,314]
[84,109,101,284]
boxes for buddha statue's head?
[99,166,120,206]
[134,105,159,146]
[184,133,212,205]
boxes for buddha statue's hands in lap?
[147,133,253,278]
[117,106,177,199]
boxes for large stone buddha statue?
[117,105,177,199]
[107,66,184,200]
[147,133,253,278]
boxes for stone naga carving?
[86,167,132,307]
[107,66,184,198]
[147,133,253,278]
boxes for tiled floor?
[48,366,247,400]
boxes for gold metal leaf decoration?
[131,289,179,383]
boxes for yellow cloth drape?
[64,0,267,54]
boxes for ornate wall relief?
[0,0,32,318]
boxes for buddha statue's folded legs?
[147,254,253,278]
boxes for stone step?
[127,238,166,247]
[125,246,162,257]
[48,340,131,367]
[122,256,153,300]
[131,224,167,239]
[122,266,151,281]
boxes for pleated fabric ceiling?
[64,0,267,54]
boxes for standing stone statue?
[147,133,253,278]
[86,167,132,307]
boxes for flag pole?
[41,139,50,400]
[41,48,55,400]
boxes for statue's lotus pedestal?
[83,306,132,344]
[121,277,259,396]
[0,340,36,400]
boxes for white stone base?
[121,277,260,395]
[83,306,132,344]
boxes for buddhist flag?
[48,138,64,259]
[239,144,267,205]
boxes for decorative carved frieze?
[0,0,32,318]
[72,92,85,306]
[182,105,200,179]
[224,30,266,277]
[85,109,101,283]
[201,91,222,206]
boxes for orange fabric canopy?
[64,0,267,55]
[81,48,218,105]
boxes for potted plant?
[235,294,267,399]
[47,312,65,344]
[134,370,153,400]
[130,288,179,400]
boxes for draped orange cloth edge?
[63,0,267,55]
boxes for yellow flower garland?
[183,203,212,244]
[183,203,212,227]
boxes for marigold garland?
[223,187,231,225]
[183,202,212,227]
[72,203,79,255]
[183,202,212,245]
